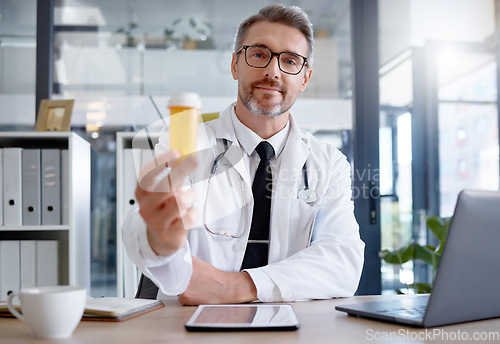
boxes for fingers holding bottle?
[145,188,198,256]
[135,150,199,256]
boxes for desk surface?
[1,295,499,343]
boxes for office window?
[378,0,497,294]
[437,50,498,216]
[0,0,37,130]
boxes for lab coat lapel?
[214,109,253,250]
[269,115,310,263]
[213,106,252,189]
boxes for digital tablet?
[185,304,300,332]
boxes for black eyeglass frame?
[236,45,309,75]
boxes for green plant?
[170,16,212,42]
[379,215,451,294]
[116,22,138,47]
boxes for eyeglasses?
[236,45,308,75]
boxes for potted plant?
[379,215,451,294]
[168,16,212,50]
[115,22,138,47]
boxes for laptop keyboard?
[377,306,427,319]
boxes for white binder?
[123,148,140,219]
[22,149,42,225]
[3,148,23,226]
[61,149,69,225]
[122,149,142,298]
[41,149,61,225]
[0,240,20,300]
[36,240,58,286]
[20,240,37,288]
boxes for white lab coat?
[123,103,365,302]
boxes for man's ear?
[231,52,239,81]
[299,67,312,93]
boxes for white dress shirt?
[231,105,290,188]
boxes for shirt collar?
[230,105,290,158]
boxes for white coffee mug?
[7,285,87,339]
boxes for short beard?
[239,80,291,117]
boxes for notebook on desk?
[0,297,163,322]
[336,189,500,328]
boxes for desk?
[1,295,499,343]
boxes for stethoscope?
[298,163,318,203]
[203,139,318,238]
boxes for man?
[123,4,364,305]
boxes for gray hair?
[234,4,314,66]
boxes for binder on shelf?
[41,149,61,225]
[3,148,23,226]
[0,241,20,301]
[123,148,140,219]
[36,240,58,287]
[61,149,69,225]
[0,148,3,226]
[20,241,37,289]
[120,148,148,297]
[0,132,91,294]
[22,149,42,226]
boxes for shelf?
[0,132,90,293]
[0,225,70,231]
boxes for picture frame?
[35,99,75,132]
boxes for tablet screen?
[185,304,300,331]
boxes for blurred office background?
[0,0,498,297]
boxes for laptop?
[336,189,500,327]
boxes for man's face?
[231,21,312,117]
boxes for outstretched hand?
[135,150,199,257]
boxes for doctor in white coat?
[123,4,364,305]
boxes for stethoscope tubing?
[203,139,317,238]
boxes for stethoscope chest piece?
[298,162,317,203]
[298,188,317,203]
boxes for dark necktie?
[241,141,274,269]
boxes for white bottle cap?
[168,92,202,109]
